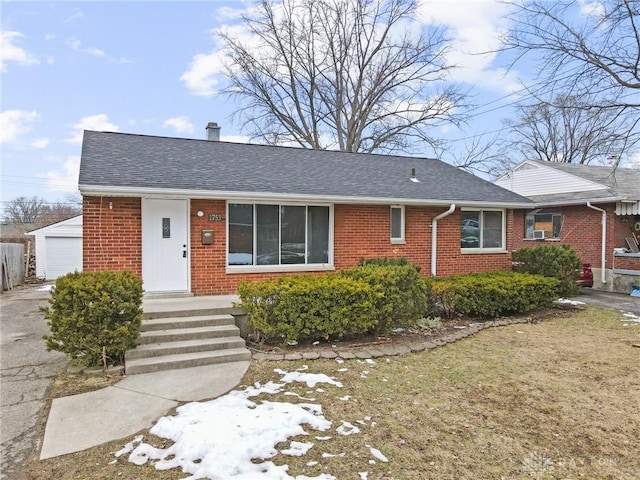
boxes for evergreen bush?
[342,261,427,333]
[237,274,378,344]
[426,271,559,319]
[512,244,582,297]
[42,270,143,366]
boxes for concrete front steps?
[125,312,251,375]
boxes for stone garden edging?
[250,317,532,362]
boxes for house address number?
[209,214,223,222]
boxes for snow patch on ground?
[126,370,339,479]
[556,298,585,306]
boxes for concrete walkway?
[40,361,249,459]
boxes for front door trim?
[141,198,190,293]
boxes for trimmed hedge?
[42,270,143,366]
[237,275,378,344]
[512,244,582,297]
[341,262,427,333]
[426,271,559,319]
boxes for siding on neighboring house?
[85,196,516,295]
[495,162,607,197]
[29,215,83,280]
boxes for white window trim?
[226,201,334,273]
[460,208,506,253]
[390,205,405,244]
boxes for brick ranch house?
[78,125,533,296]
[495,160,640,294]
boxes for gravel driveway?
[0,284,66,480]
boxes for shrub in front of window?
[237,275,378,344]
[426,271,559,319]
[512,244,582,297]
[42,270,143,367]
[342,260,427,333]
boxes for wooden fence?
[1,243,25,292]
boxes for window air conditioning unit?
[533,230,547,239]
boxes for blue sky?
[1,0,599,209]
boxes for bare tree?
[3,196,45,224]
[504,0,640,107]
[219,0,466,154]
[504,95,635,164]
[39,201,81,227]
[2,196,81,227]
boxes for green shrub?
[42,270,143,366]
[341,262,427,333]
[358,256,421,272]
[237,275,378,344]
[512,244,582,297]
[426,271,559,319]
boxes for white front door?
[142,198,189,293]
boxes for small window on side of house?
[390,206,405,244]
[525,212,562,240]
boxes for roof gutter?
[586,202,607,285]
[77,185,533,209]
[431,204,456,277]
[530,197,622,208]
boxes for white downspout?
[586,202,607,285]
[431,204,456,277]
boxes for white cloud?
[163,115,195,134]
[39,156,81,193]
[65,9,85,23]
[0,110,39,143]
[67,39,106,57]
[67,114,119,144]
[221,134,251,144]
[416,0,520,92]
[579,0,605,18]
[31,138,50,149]
[180,50,225,96]
[624,150,640,169]
[0,31,40,72]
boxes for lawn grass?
[29,306,640,479]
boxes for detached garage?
[28,215,82,280]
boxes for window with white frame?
[525,211,562,240]
[461,209,505,250]
[390,205,405,243]
[228,203,330,266]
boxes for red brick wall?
[83,197,516,295]
[333,205,512,276]
[82,196,142,275]
[511,204,618,268]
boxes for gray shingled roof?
[527,161,640,203]
[78,131,531,206]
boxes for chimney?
[206,122,221,141]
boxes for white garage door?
[46,237,83,279]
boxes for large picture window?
[228,203,331,267]
[461,209,505,250]
[525,211,562,240]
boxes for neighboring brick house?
[495,160,640,293]
[78,125,532,296]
